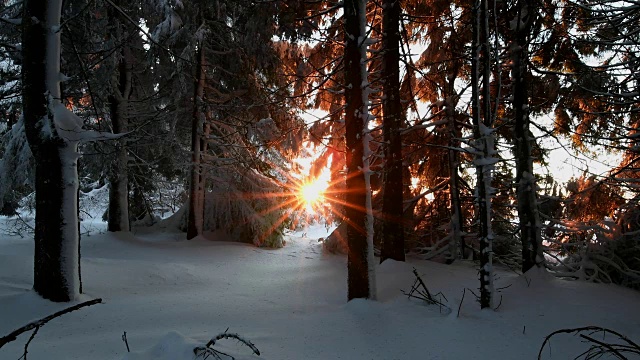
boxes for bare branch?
[0,298,103,349]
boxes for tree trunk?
[512,1,543,273]
[200,120,210,224]
[187,45,206,240]
[445,76,465,261]
[22,0,81,302]
[472,0,494,309]
[380,0,405,264]
[344,0,374,300]
[107,23,132,232]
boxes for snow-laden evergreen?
[0,118,33,214]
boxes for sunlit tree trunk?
[380,0,405,263]
[187,45,206,240]
[344,0,375,300]
[108,9,132,232]
[511,0,543,273]
[22,0,81,302]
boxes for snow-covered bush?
[202,169,286,248]
[492,233,522,270]
[597,236,640,289]
[545,227,640,289]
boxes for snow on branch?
[0,17,21,25]
[149,0,183,43]
[49,98,122,143]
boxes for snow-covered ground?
[1,220,639,360]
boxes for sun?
[299,178,328,209]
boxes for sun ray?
[260,208,304,244]
[323,196,368,214]
[217,145,360,242]
[257,196,301,216]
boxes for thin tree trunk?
[472,0,494,309]
[200,120,210,226]
[344,0,373,300]
[22,0,81,302]
[445,75,465,261]
[512,0,543,273]
[187,45,206,240]
[402,165,413,242]
[108,24,132,232]
[380,0,405,263]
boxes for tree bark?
[22,0,81,302]
[107,18,132,232]
[512,0,543,273]
[472,0,494,309]
[445,75,465,261]
[380,0,405,264]
[344,0,373,300]
[187,45,206,240]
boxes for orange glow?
[299,177,329,210]
[234,143,345,242]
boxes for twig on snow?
[457,288,466,317]
[401,268,451,313]
[122,331,130,352]
[538,326,640,360]
[0,298,103,350]
[194,328,260,360]
[18,325,39,360]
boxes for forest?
[0,0,640,358]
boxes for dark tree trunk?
[380,0,405,264]
[445,75,465,261]
[472,0,494,309]
[22,0,81,302]
[344,0,372,300]
[33,144,70,301]
[107,26,132,232]
[200,120,210,223]
[512,1,543,273]
[187,45,206,240]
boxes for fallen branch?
[0,298,103,350]
[19,325,40,360]
[401,268,451,313]
[122,331,130,353]
[538,326,640,360]
[194,328,260,360]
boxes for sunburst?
[226,152,362,244]
[298,177,329,210]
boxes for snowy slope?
[1,221,639,360]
